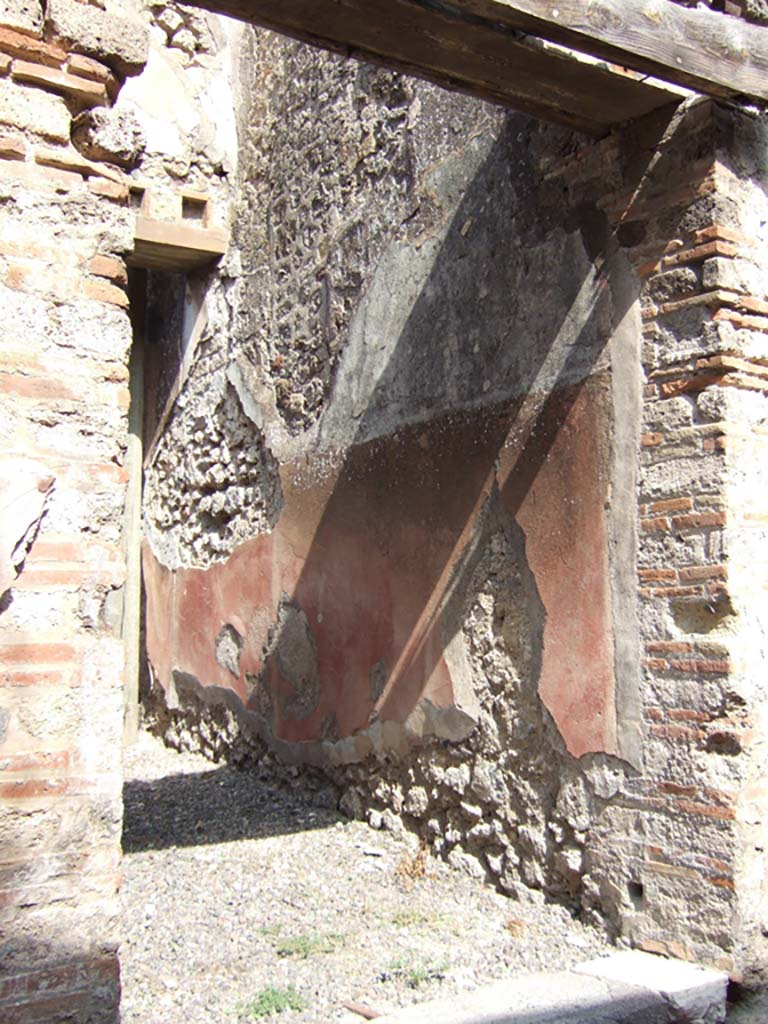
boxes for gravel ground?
[120,731,615,1024]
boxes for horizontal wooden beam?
[129,217,229,272]
[188,0,679,134]
[450,0,768,102]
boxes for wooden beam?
[128,217,229,273]
[449,0,768,102]
[188,0,678,134]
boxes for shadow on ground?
[122,763,341,853]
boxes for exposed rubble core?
[144,377,283,568]
[235,33,504,434]
[142,63,768,986]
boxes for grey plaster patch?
[605,240,643,769]
[102,586,124,634]
[215,624,243,678]
[268,597,321,721]
[235,33,505,437]
[319,128,612,453]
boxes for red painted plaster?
[501,381,617,757]
[144,376,617,758]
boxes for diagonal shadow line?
[151,98,684,759]
[256,112,637,742]
[375,235,629,725]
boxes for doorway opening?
[123,266,205,742]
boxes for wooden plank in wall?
[188,0,679,134]
[129,217,230,272]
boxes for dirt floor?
[120,731,616,1023]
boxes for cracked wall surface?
[142,36,768,982]
[143,54,641,767]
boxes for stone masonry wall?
[144,19,642,924]
[0,1,239,1021]
[143,28,768,982]
[0,3,140,1016]
[537,100,768,981]
[4,1,768,1019]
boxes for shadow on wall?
[0,948,120,1024]
[145,110,643,764]
[0,878,120,1023]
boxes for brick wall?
[0,3,138,1021]
[0,0,239,1016]
[2,2,768,1019]
[538,98,768,977]
[144,28,768,984]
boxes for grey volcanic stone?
[72,106,146,167]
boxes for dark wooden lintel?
[451,0,768,102]
[188,0,681,133]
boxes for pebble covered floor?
[121,731,613,1024]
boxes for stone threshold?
[372,951,727,1024]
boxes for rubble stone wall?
[141,28,768,982]
[0,1,240,1020]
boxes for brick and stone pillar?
[541,98,768,980]
[0,1,146,1019]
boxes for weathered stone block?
[0,0,43,34]
[0,77,69,142]
[72,106,145,167]
[46,0,149,78]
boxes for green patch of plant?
[242,985,306,1018]
[275,932,344,958]
[385,955,447,989]
[433,911,463,937]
